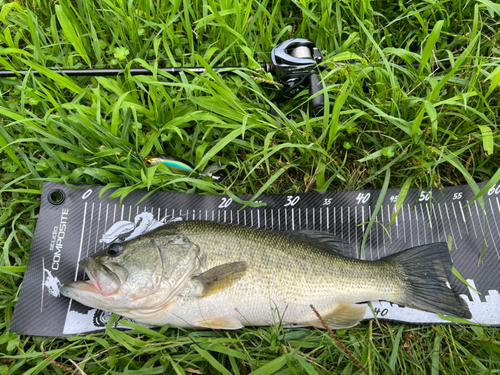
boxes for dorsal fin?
[280,231,358,259]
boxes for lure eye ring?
[107,243,122,256]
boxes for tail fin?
[383,243,472,319]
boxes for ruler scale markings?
[313,207,316,230]
[320,207,322,231]
[264,210,266,229]
[387,205,392,242]
[224,210,227,223]
[483,205,499,256]
[86,203,95,258]
[327,207,329,231]
[362,206,365,233]
[474,200,485,234]
[120,205,124,221]
[419,205,427,244]
[496,197,500,222]
[495,197,500,240]
[104,204,109,235]
[367,206,371,259]
[425,204,434,243]
[473,201,487,245]
[258,210,261,228]
[251,210,253,227]
[285,208,287,230]
[381,207,386,255]
[431,203,442,242]
[304,208,306,229]
[445,203,458,250]
[74,202,88,281]
[278,209,281,230]
[231,211,233,223]
[299,208,301,229]
[271,209,274,230]
[66,201,89,317]
[355,206,358,251]
[112,204,116,224]
[348,207,351,243]
[450,202,463,240]
[157,208,160,221]
[333,207,336,235]
[408,204,413,247]
[458,201,469,234]
[437,203,447,243]
[244,210,247,226]
[94,203,102,253]
[489,198,500,240]
[291,208,294,230]
[238,210,240,225]
[401,204,406,243]
[395,206,399,239]
[341,207,343,239]
[414,205,421,246]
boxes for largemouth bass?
[61,221,471,329]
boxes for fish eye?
[107,243,122,256]
[145,160,152,166]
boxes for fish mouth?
[60,258,105,298]
[61,257,123,298]
[80,258,106,293]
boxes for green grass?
[1,0,500,373]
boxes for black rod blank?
[0,60,451,79]
[0,65,250,78]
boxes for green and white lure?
[144,155,223,180]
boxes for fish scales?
[61,220,471,329]
[163,222,401,318]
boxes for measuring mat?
[11,182,500,336]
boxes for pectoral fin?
[302,304,367,329]
[194,316,243,330]
[194,261,247,297]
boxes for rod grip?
[270,101,284,128]
[308,73,324,115]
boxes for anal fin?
[302,304,367,329]
[194,316,243,330]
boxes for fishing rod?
[0,38,450,121]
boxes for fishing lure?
[144,155,200,177]
[144,155,223,181]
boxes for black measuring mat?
[11,182,500,336]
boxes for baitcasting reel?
[262,38,328,122]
